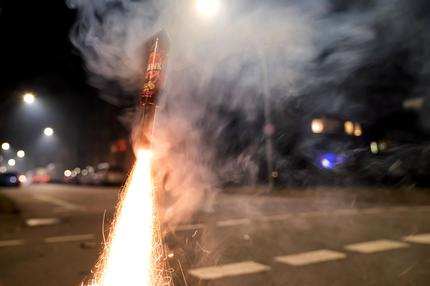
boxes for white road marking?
[217,218,251,227]
[345,239,409,253]
[259,213,292,222]
[176,224,205,231]
[0,240,24,247]
[34,194,85,211]
[298,211,328,218]
[189,261,270,280]
[44,234,95,243]
[332,209,359,216]
[403,233,430,244]
[275,249,346,266]
[360,208,385,214]
[26,218,61,227]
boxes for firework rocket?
[139,31,169,149]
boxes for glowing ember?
[86,149,171,286]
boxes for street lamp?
[23,93,35,104]
[1,142,10,151]
[17,150,25,158]
[8,159,16,167]
[196,0,220,18]
[43,127,54,137]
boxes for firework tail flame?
[86,149,171,286]
[85,32,171,286]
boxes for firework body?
[139,31,170,149]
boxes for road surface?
[0,184,430,286]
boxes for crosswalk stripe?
[44,234,95,243]
[345,239,409,253]
[275,249,346,266]
[403,233,430,244]
[189,261,270,280]
[217,218,251,227]
[0,240,24,247]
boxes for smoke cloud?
[67,0,430,224]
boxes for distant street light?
[1,142,10,151]
[64,169,72,177]
[196,0,220,18]
[8,159,16,167]
[23,93,36,104]
[17,150,25,158]
[43,127,54,137]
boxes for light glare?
[23,93,35,104]
[1,142,10,151]
[44,127,54,137]
[196,0,220,18]
[64,170,72,177]
[17,150,25,158]
[311,119,324,134]
[8,159,16,167]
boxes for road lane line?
[34,194,85,211]
[298,211,328,218]
[332,209,359,216]
[217,218,251,227]
[345,239,409,253]
[189,261,270,280]
[275,249,346,266]
[0,240,24,247]
[403,233,430,244]
[44,234,95,243]
[360,208,385,214]
[26,218,61,227]
[259,213,292,222]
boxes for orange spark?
[86,149,171,286]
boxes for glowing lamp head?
[8,159,16,167]
[17,150,25,158]
[1,142,10,151]
[196,0,220,18]
[23,93,35,104]
[64,170,72,177]
[43,127,54,137]
[311,119,324,134]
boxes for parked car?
[93,163,126,186]
[0,172,20,187]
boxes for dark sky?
[1,0,430,172]
[0,1,125,168]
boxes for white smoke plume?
[67,0,430,224]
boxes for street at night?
[1,185,430,286]
[3,0,430,285]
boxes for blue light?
[318,154,345,170]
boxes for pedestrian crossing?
[188,232,430,281]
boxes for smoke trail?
[67,0,430,222]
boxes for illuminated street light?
[23,93,35,104]
[64,169,72,177]
[8,159,16,167]
[17,150,25,158]
[1,142,10,151]
[311,119,324,134]
[196,0,220,18]
[43,127,54,137]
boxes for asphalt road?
[0,184,430,286]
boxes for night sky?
[1,0,430,181]
[0,1,126,168]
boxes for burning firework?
[84,32,172,286]
[86,149,171,286]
